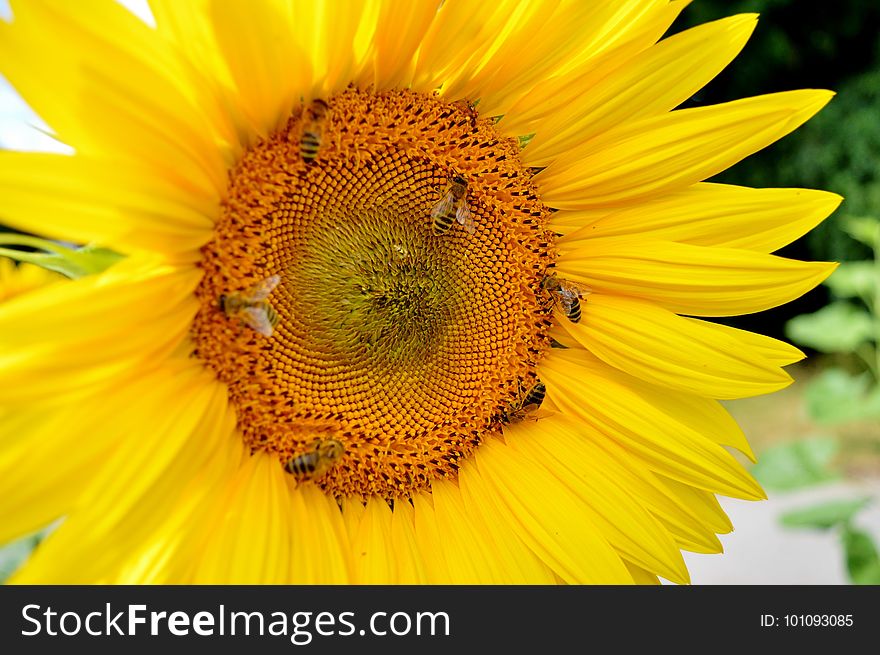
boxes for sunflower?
[0,0,840,584]
[0,259,63,302]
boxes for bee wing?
[559,279,589,300]
[240,306,275,337]
[248,274,281,301]
[430,192,455,219]
[556,288,576,313]
[526,407,556,421]
[456,202,476,234]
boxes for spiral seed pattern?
[191,89,554,499]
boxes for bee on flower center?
[430,175,475,235]
[218,274,281,337]
[284,438,345,481]
[453,98,479,129]
[299,98,330,163]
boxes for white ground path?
[677,480,880,584]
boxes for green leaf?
[518,133,536,148]
[781,497,871,530]
[0,523,58,584]
[843,215,880,249]
[823,261,878,301]
[804,368,880,423]
[0,533,40,584]
[784,302,875,353]
[841,525,880,585]
[751,436,840,491]
[0,243,124,279]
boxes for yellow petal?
[411,493,453,582]
[412,1,513,92]
[349,498,396,584]
[471,1,665,118]
[207,0,311,139]
[0,259,64,302]
[499,0,689,137]
[0,257,201,403]
[625,561,661,585]
[97,387,241,584]
[341,496,366,537]
[0,366,216,546]
[2,0,229,194]
[542,333,757,459]
[10,364,234,582]
[550,1,690,77]
[703,322,804,367]
[559,294,793,399]
[287,485,352,584]
[522,14,757,166]
[458,466,558,584]
[291,0,372,97]
[116,423,242,584]
[613,375,757,462]
[557,237,836,317]
[437,0,566,106]
[190,452,293,583]
[562,421,727,555]
[431,480,517,584]
[561,183,842,253]
[475,437,632,583]
[536,90,833,208]
[356,0,437,91]
[148,0,248,151]
[0,152,216,256]
[505,417,690,584]
[540,348,765,499]
[658,476,734,535]
[388,499,428,584]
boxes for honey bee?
[219,274,281,337]
[299,98,329,163]
[454,98,479,128]
[541,273,589,323]
[431,175,475,235]
[284,438,345,481]
[498,380,548,425]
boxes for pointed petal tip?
[800,89,836,115]
[819,260,840,280]
[727,12,759,30]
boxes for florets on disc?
[191,88,555,499]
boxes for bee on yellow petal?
[498,380,552,425]
[541,273,590,323]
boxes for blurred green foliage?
[753,436,880,584]
[785,215,879,423]
[751,435,840,490]
[768,213,880,585]
[678,0,880,97]
[842,526,880,584]
[780,497,871,529]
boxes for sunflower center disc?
[192,89,554,499]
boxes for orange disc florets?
[191,88,554,499]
